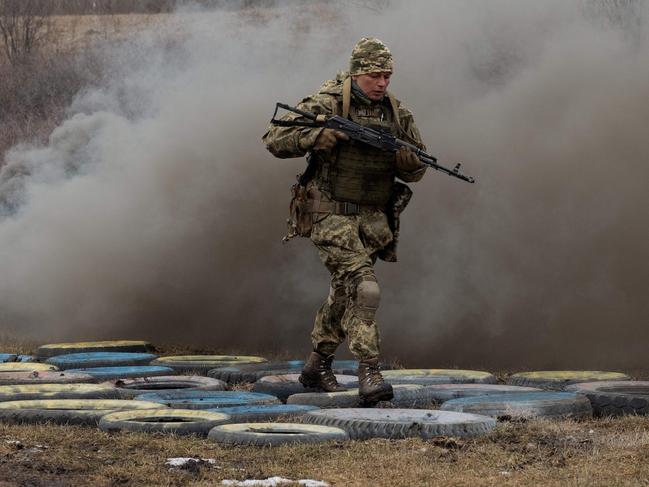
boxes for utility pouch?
[377,182,413,262]
[283,178,312,242]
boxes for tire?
[103,375,227,399]
[16,356,35,362]
[151,355,268,374]
[45,352,158,371]
[35,341,154,359]
[99,408,231,436]
[0,363,58,373]
[304,408,496,440]
[0,354,17,363]
[507,371,630,390]
[440,392,593,420]
[565,381,649,416]
[207,422,348,446]
[383,369,497,386]
[207,360,360,384]
[64,366,175,381]
[0,399,165,425]
[421,384,542,404]
[252,374,359,402]
[212,404,320,423]
[0,371,96,386]
[0,383,119,402]
[286,384,436,408]
[134,390,280,409]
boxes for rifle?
[270,102,475,184]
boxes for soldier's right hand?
[313,129,349,151]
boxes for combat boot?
[299,351,348,392]
[358,357,393,404]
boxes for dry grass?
[1,416,649,486]
[1,335,648,486]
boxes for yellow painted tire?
[0,371,96,386]
[0,363,58,373]
[151,355,267,374]
[35,341,153,359]
[99,408,231,436]
[208,422,348,446]
[0,383,119,402]
[507,371,630,390]
[382,369,497,385]
[0,399,165,425]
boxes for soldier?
[262,37,427,404]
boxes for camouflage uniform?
[263,38,426,361]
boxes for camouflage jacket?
[262,72,427,186]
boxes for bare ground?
[0,415,649,486]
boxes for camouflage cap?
[349,37,393,76]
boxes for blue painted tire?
[65,366,175,381]
[134,390,280,409]
[440,392,593,420]
[0,354,17,363]
[212,404,320,422]
[207,360,361,383]
[46,352,158,370]
[16,356,34,363]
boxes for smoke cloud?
[1,1,647,369]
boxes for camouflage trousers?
[309,208,393,360]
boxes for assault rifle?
[270,102,475,184]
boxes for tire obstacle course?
[0,341,642,446]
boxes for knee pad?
[354,277,380,321]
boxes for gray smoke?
[0,1,647,369]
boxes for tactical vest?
[327,80,400,206]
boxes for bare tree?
[0,0,53,65]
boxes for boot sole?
[360,389,394,405]
[299,375,348,393]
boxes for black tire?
[45,352,158,371]
[207,422,348,446]
[0,399,166,425]
[383,369,497,386]
[99,409,231,436]
[565,381,649,416]
[0,371,96,386]
[35,341,154,359]
[213,404,320,423]
[207,360,360,384]
[65,366,175,381]
[251,374,358,402]
[0,383,120,402]
[104,375,227,399]
[286,384,435,408]
[151,355,267,375]
[421,384,542,404]
[134,390,280,409]
[507,371,630,390]
[304,408,496,440]
[440,392,593,420]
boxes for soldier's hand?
[395,146,424,173]
[313,129,349,151]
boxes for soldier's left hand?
[395,146,424,173]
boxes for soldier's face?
[353,72,391,101]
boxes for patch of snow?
[221,478,329,487]
[165,457,219,468]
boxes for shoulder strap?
[342,76,351,119]
[386,90,402,131]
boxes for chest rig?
[326,78,400,206]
